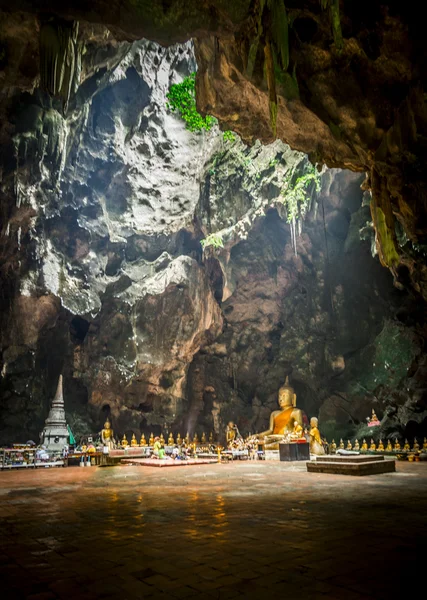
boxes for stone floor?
[1,461,426,599]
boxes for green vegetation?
[200,232,224,251]
[223,130,236,142]
[166,73,216,132]
[280,163,321,223]
[167,73,237,143]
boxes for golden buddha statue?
[403,439,410,451]
[256,377,305,450]
[168,432,174,446]
[339,438,344,450]
[101,418,115,450]
[160,433,165,445]
[140,433,147,446]
[185,432,190,444]
[149,432,154,446]
[361,439,368,451]
[131,433,138,447]
[226,422,238,447]
[121,434,129,448]
[354,439,360,451]
[291,420,304,439]
[412,438,420,452]
[386,439,393,452]
[330,439,337,453]
[201,432,207,444]
[309,417,325,455]
[176,433,182,445]
[394,438,401,451]
[371,409,378,421]
[423,438,427,451]
[193,433,199,444]
[377,439,384,451]
[346,440,352,450]
[369,439,376,451]
[209,431,213,443]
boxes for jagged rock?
[0,19,426,445]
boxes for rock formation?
[0,6,426,444]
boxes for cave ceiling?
[0,1,426,298]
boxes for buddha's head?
[310,416,318,428]
[104,418,111,429]
[227,421,234,428]
[278,377,297,408]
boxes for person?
[172,445,179,459]
[152,436,161,458]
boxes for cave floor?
[1,461,426,600]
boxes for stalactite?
[39,17,80,113]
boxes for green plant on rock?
[200,232,224,251]
[166,72,216,132]
[281,163,321,223]
[223,130,236,142]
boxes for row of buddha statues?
[331,437,427,453]
[101,377,326,455]
[100,377,426,458]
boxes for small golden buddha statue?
[209,432,213,443]
[256,377,305,450]
[292,420,304,439]
[412,438,420,452]
[160,433,165,445]
[101,418,115,450]
[403,439,410,451]
[330,439,337,453]
[140,434,147,446]
[361,439,368,451]
[81,443,87,452]
[121,434,129,448]
[346,440,352,451]
[226,422,236,446]
[354,439,360,451]
[168,432,174,446]
[176,433,182,445]
[339,438,344,450]
[394,438,401,451]
[149,433,154,446]
[309,417,325,455]
[370,409,379,422]
[377,439,384,451]
[386,439,393,452]
[423,437,427,451]
[131,433,138,447]
[193,433,199,444]
[201,432,207,444]
[369,439,376,451]
[185,432,190,444]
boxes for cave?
[0,2,426,598]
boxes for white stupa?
[41,375,69,450]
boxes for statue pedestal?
[264,450,280,461]
[279,442,310,461]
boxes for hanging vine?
[279,163,321,255]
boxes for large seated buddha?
[257,377,307,450]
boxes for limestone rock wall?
[0,24,425,445]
